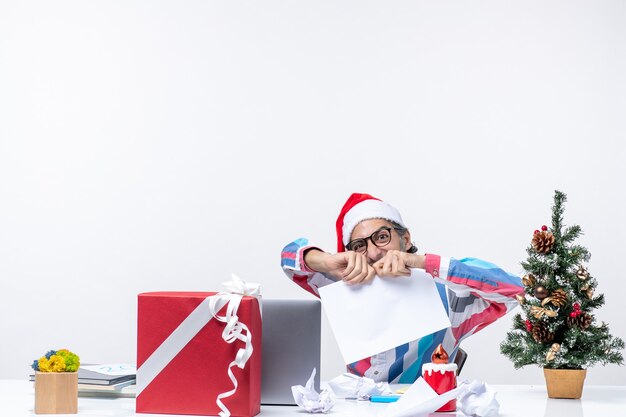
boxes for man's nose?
[366,244,385,263]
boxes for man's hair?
[390,221,418,254]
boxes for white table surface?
[2,380,624,417]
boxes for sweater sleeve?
[281,238,337,298]
[424,253,524,344]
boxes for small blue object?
[370,395,401,403]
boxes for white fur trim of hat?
[342,199,406,246]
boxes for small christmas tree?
[500,190,624,370]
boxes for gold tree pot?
[543,368,587,399]
[34,371,78,414]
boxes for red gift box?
[136,291,261,417]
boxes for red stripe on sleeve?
[448,276,525,298]
[451,298,508,340]
[292,274,321,298]
[351,357,372,377]
[424,254,442,277]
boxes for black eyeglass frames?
[346,227,401,253]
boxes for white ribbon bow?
[222,273,261,297]
[209,274,261,417]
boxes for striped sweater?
[281,238,524,383]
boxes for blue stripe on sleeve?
[281,258,296,268]
[450,258,522,287]
[397,329,445,383]
[388,343,409,382]
[435,282,449,313]
[281,238,311,268]
[282,238,309,254]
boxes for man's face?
[349,218,410,264]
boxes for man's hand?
[304,249,376,285]
[373,251,425,277]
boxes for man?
[281,192,524,383]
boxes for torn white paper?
[318,269,451,364]
[291,369,334,413]
[383,377,460,417]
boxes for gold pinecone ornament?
[532,321,555,343]
[542,288,568,307]
[532,229,555,254]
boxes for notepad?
[30,364,136,386]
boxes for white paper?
[318,269,451,364]
[383,377,461,417]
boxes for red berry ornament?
[541,225,548,231]
[573,303,580,311]
[534,230,540,235]
[570,312,577,318]
[525,319,533,331]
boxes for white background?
[1,1,625,385]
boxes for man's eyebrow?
[351,225,389,240]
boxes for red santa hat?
[335,193,406,252]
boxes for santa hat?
[335,193,406,252]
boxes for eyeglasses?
[346,227,399,254]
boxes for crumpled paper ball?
[457,379,500,417]
[327,372,393,400]
[291,369,334,413]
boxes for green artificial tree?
[500,190,624,371]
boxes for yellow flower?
[37,356,50,372]
[50,355,66,372]
[38,355,66,372]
